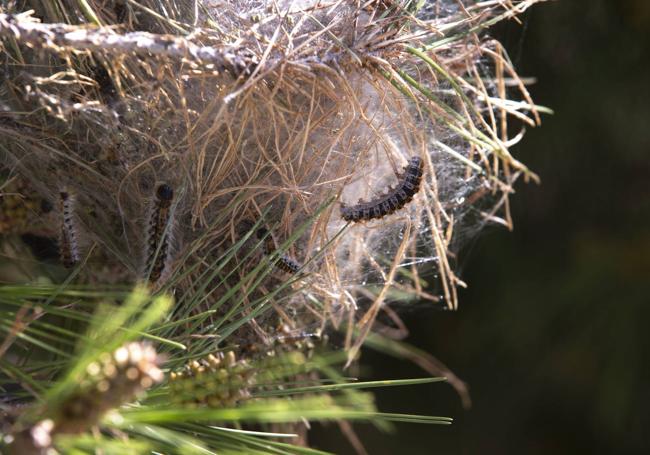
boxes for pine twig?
[0,12,256,76]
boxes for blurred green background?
[313,0,650,453]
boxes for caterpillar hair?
[341,156,424,222]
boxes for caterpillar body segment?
[341,156,424,222]
[59,190,81,268]
[144,183,175,285]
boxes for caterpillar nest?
[0,0,544,352]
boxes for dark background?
[313,0,650,453]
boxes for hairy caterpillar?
[256,227,301,274]
[341,156,424,222]
[59,190,80,268]
[144,183,174,284]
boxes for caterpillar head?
[155,183,174,202]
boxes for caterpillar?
[341,156,424,222]
[256,227,301,274]
[144,183,174,284]
[113,0,128,23]
[59,190,80,268]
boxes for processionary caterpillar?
[59,190,80,268]
[144,183,174,284]
[341,156,424,222]
[256,227,301,274]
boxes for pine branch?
[0,12,256,76]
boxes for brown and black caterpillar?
[256,227,301,274]
[59,190,80,268]
[341,156,424,222]
[143,183,174,284]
